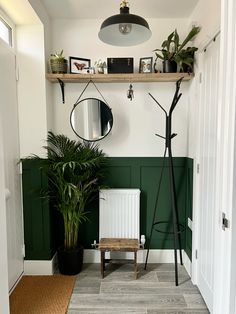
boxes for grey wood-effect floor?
[67,263,209,314]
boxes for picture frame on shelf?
[69,57,91,74]
[139,57,153,73]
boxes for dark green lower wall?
[22,157,193,261]
[22,160,55,260]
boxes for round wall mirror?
[70,98,113,142]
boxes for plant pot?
[182,63,193,73]
[163,60,177,73]
[57,245,84,275]
[181,51,195,73]
[50,59,68,74]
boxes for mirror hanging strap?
[73,79,110,108]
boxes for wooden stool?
[98,238,139,279]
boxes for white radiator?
[99,189,140,240]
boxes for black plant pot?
[163,60,177,73]
[182,63,194,73]
[57,245,84,275]
[182,52,195,73]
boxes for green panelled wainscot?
[22,157,193,261]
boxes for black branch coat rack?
[144,77,185,286]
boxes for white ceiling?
[40,0,199,19]
[0,0,40,24]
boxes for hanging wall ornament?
[127,83,134,100]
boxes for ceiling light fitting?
[98,0,151,46]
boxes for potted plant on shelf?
[94,59,107,74]
[174,46,198,73]
[50,50,68,74]
[30,131,107,275]
[154,26,200,73]
[154,30,178,73]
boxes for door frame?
[191,50,203,287]
[0,120,10,314]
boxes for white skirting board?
[182,251,192,277]
[24,254,57,275]
[23,250,192,275]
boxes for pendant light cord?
[120,0,129,8]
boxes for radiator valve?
[140,235,146,249]
[91,240,98,249]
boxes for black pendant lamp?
[98,0,152,46]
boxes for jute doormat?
[10,275,76,314]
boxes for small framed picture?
[69,57,91,74]
[139,57,153,73]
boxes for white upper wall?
[52,81,190,157]
[52,18,190,71]
[187,0,221,159]
[0,0,53,157]
[29,0,54,140]
[189,0,221,49]
[51,18,191,157]
[0,0,206,158]
[17,24,48,158]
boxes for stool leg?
[101,251,105,278]
[134,251,138,279]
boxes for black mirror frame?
[70,97,113,142]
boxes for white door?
[0,40,24,291]
[213,0,236,312]
[196,36,220,312]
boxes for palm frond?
[177,26,201,53]
[28,131,108,250]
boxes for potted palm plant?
[33,131,107,275]
[154,26,200,73]
[49,50,68,74]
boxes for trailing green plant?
[174,46,198,72]
[30,131,107,250]
[154,26,201,71]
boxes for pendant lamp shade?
[98,3,151,46]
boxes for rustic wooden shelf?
[46,72,193,103]
[46,72,193,83]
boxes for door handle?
[222,212,229,230]
[5,188,11,200]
